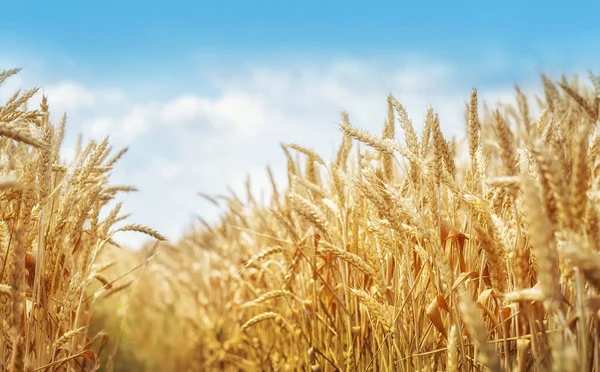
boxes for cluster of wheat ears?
[0,68,165,371]
[2,66,600,371]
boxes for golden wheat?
[83,71,600,372]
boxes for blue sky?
[1,1,599,247]
[3,1,599,78]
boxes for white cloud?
[121,104,156,138]
[207,91,268,136]
[79,104,157,143]
[97,89,127,103]
[89,117,115,137]
[161,95,208,124]
[0,56,548,249]
[155,158,184,180]
[43,81,97,109]
[159,91,267,136]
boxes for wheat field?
[2,66,600,371]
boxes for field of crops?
[2,67,600,371]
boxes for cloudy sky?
[1,1,599,248]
